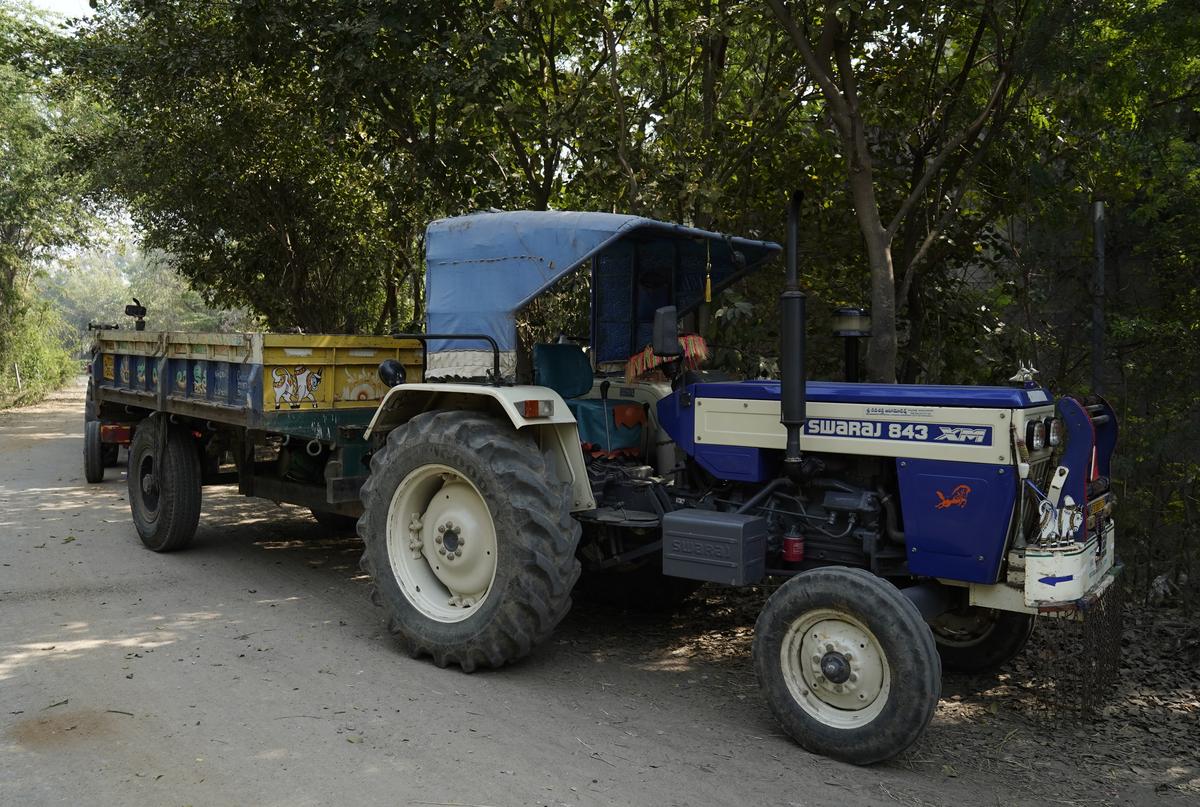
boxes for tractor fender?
[365,383,595,512]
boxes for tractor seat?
[532,344,644,456]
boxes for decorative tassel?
[704,240,712,302]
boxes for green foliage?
[56,2,403,332]
[0,3,92,407]
[40,237,260,345]
[0,295,75,408]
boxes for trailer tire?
[84,419,105,484]
[128,417,202,552]
[358,411,581,671]
[931,607,1034,673]
[753,567,941,765]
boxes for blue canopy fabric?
[424,211,780,373]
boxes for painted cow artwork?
[271,366,322,409]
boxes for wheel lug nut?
[811,655,821,664]
[825,644,835,652]
[849,673,857,682]
[435,535,443,544]
[454,550,462,558]
[438,524,446,533]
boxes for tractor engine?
[697,454,904,577]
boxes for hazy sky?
[28,0,94,19]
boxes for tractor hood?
[424,211,779,378]
[691,380,1053,408]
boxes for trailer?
[88,330,423,545]
[91,204,1121,765]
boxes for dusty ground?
[1,381,1195,806]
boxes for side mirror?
[652,306,681,358]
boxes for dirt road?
[1,382,1194,806]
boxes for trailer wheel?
[753,567,941,765]
[128,417,202,552]
[84,419,105,484]
[358,411,581,671]
[931,606,1034,673]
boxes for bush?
[0,295,76,409]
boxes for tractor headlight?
[1026,419,1047,451]
[1047,416,1064,447]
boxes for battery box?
[662,510,767,586]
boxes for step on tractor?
[90,197,1120,764]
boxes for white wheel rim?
[780,608,891,729]
[385,464,499,623]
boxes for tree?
[765,0,1068,381]
[57,2,406,332]
[0,3,91,405]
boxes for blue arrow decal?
[1039,574,1074,586]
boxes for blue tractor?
[359,199,1120,764]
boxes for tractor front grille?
[1020,457,1055,543]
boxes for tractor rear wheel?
[931,606,1034,673]
[84,419,105,484]
[753,567,941,765]
[128,417,202,552]
[358,411,581,671]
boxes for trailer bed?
[92,330,422,437]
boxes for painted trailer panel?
[92,331,423,438]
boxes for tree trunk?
[863,231,898,383]
[844,132,898,383]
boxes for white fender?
[365,383,595,512]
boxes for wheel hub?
[820,651,852,684]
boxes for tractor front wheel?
[358,411,581,671]
[931,606,1034,673]
[753,567,941,765]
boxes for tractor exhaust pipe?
[780,190,807,475]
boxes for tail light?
[520,400,554,418]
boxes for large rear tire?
[358,411,581,671]
[753,567,941,765]
[931,606,1034,673]
[84,419,105,484]
[128,417,202,552]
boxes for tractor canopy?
[424,210,780,378]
